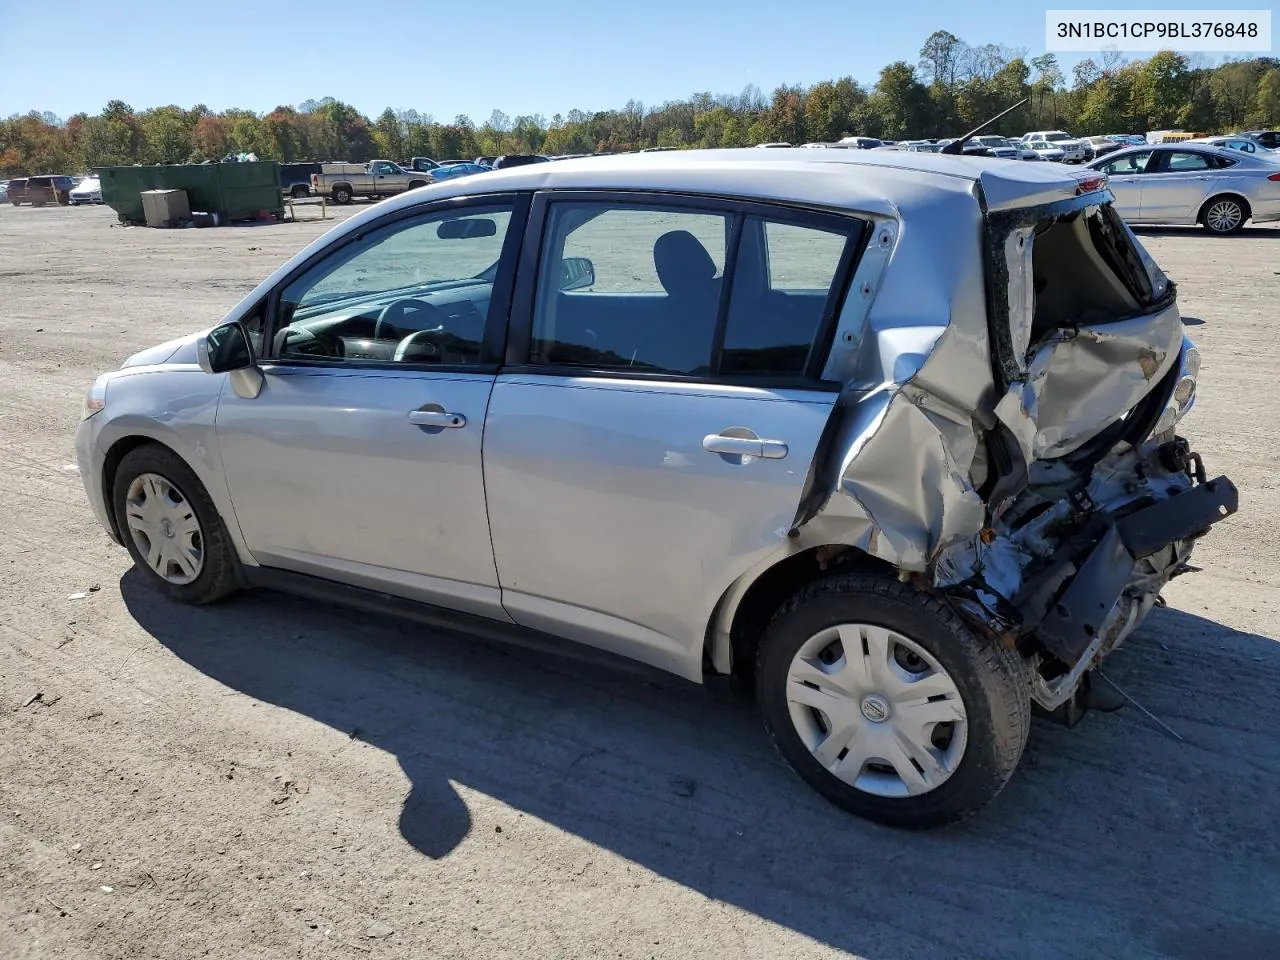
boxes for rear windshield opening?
[1030,206,1152,340]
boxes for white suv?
[1021,131,1087,163]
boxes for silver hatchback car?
[76,151,1237,827]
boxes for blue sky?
[0,0,1271,121]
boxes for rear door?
[482,192,866,680]
[1140,149,1217,221]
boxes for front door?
[215,198,524,618]
[1097,149,1154,220]
[482,194,867,680]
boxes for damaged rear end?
[793,166,1238,720]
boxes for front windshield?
[1045,133,1071,142]
[293,209,511,310]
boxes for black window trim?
[259,191,531,375]
[504,188,869,391]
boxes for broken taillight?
[1075,173,1109,194]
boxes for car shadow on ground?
[1132,225,1280,239]
[120,571,1280,960]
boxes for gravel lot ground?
[1,202,1278,960]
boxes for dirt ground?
[1,202,1278,960]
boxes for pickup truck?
[402,157,440,173]
[279,162,322,198]
[310,160,431,204]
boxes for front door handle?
[703,430,789,460]
[408,408,466,428]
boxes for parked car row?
[296,154,557,205]
[6,175,80,206]
[1085,142,1280,234]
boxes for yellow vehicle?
[1146,130,1209,144]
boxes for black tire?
[1199,195,1248,235]
[755,573,1030,828]
[332,185,352,205]
[408,179,427,190]
[291,184,309,199]
[111,444,240,605]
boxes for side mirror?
[559,256,596,292]
[197,320,264,400]
[197,320,254,374]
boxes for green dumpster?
[98,162,284,224]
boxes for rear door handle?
[408,409,466,428]
[703,432,789,460]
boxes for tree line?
[2,32,1277,177]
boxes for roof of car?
[383,148,1090,216]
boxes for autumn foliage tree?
[2,39,1277,177]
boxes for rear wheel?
[111,444,240,605]
[1200,195,1247,235]
[332,185,352,205]
[291,184,308,199]
[756,573,1030,828]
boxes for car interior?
[267,203,856,380]
[531,208,854,378]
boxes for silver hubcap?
[785,623,968,798]
[1206,201,1242,233]
[124,473,204,585]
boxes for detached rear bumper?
[1030,471,1238,669]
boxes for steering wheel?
[374,298,447,341]
[394,328,447,361]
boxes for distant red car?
[16,175,75,206]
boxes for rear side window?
[719,219,852,377]
[529,199,861,381]
[1163,152,1211,172]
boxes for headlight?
[81,375,109,420]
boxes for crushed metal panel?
[797,186,994,573]
[994,305,1184,461]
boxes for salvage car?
[1021,131,1087,163]
[310,160,431,204]
[69,175,103,205]
[1241,130,1279,150]
[76,149,1236,827]
[1026,141,1066,162]
[17,174,74,205]
[1087,143,1280,233]
[1185,136,1273,155]
[426,162,492,182]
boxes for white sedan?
[70,176,103,205]
[1087,144,1280,234]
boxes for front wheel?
[111,444,241,605]
[1201,196,1247,235]
[291,184,309,199]
[756,574,1030,828]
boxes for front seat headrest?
[653,230,718,298]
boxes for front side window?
[1102,151,1152,175]
[273,205,513,364]
[529,199,860,380]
